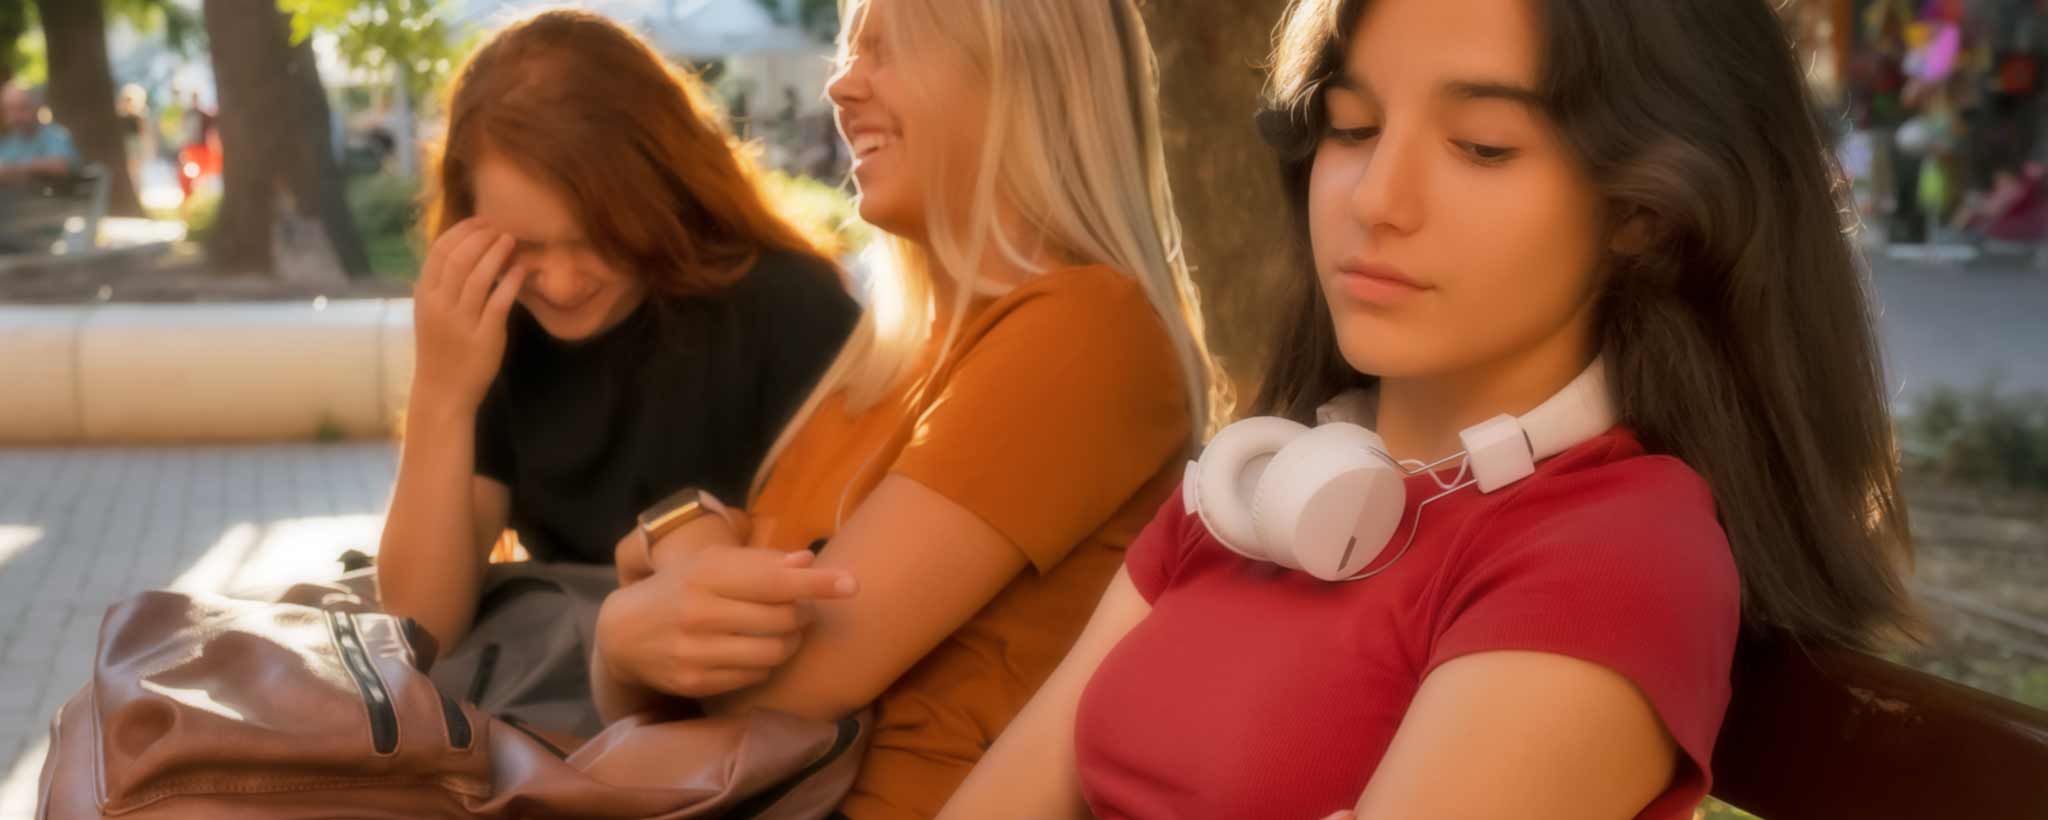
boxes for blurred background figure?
[113,83,150,187]
[0,80,78,185]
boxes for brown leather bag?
[35,590,868,819]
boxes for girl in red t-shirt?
[940,1,1914,819]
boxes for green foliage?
[182,185,221,245]
[0,1,22,78]
[2020,667,2048,710]
[757,169,871,259]
[277,0,458,100]
[5,23,40,88]
[0,0,35,86]
[1904,384,2048,490]
[314,414,347,443]
[345,172,423,281]
[3,0,191,86]
[107,0,199,54]
[1698,799,1764,819]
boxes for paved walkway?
[1869,258,2048,402]
[0,444,396,819]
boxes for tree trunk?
[201,0,369,278]
[33,0,143,217]
[281,26,370,277]
[1141,0,1293,400]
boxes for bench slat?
[1710,635,2048,819]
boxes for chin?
[1333,325,1442,381]
[853,189,918,239]
[531,315,599,341]
[522,301,614,342]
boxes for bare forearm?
[27,157,70,177]
[0,158,71,180]
[377,400,486,648]
[700,622,862,722]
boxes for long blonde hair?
[750,0,1224,499]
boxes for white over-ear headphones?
[1183,358,1617,581]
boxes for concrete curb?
[0,299,414,443]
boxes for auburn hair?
[426,9,824,296]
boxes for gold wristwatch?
[635,487,744,566]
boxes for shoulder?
[989,265,1158,325]
[1463,430,1739,605]
[938,266,1186,415]
[967,266,1173,363]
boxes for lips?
[1332,259,1432,306]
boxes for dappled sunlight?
[0,736,48,820]
[166,514,382,597]
[0,525,43,576]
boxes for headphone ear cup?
[1193,417,1309,561]
[1251,423,1408,581]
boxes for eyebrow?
[1444,80,1545,109]
[1326,73,1545,110]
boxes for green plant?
[1697,799,1763,819]
[758,169,873,259]
[346,173,424,281]
[314,415,347,443]
[2017,667,2048,711]
[278,0,459,101]
[1904,384,2048,490]
[181,186,222,246]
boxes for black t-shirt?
[474,248,858,564]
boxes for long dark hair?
[1251,0,1915,649]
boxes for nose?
[523,252,595,307]
[826,53,870,112]
[1348,125,1426,238]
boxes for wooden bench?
[0,163,108,254]
[1710,634,2048,819]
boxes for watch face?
[654,486,703,514]
[640,488,707,537]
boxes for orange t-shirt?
[749,265,1192,820]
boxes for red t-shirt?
[1074,429,1742,820]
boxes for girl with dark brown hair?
[945,1,1915,818]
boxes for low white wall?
[0,300,415,444]
[0,307,87,441]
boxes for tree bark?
[201,0,369,277]
[33,0,143,216]
[1141,0,1292,399]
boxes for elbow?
[376,565,473,651]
